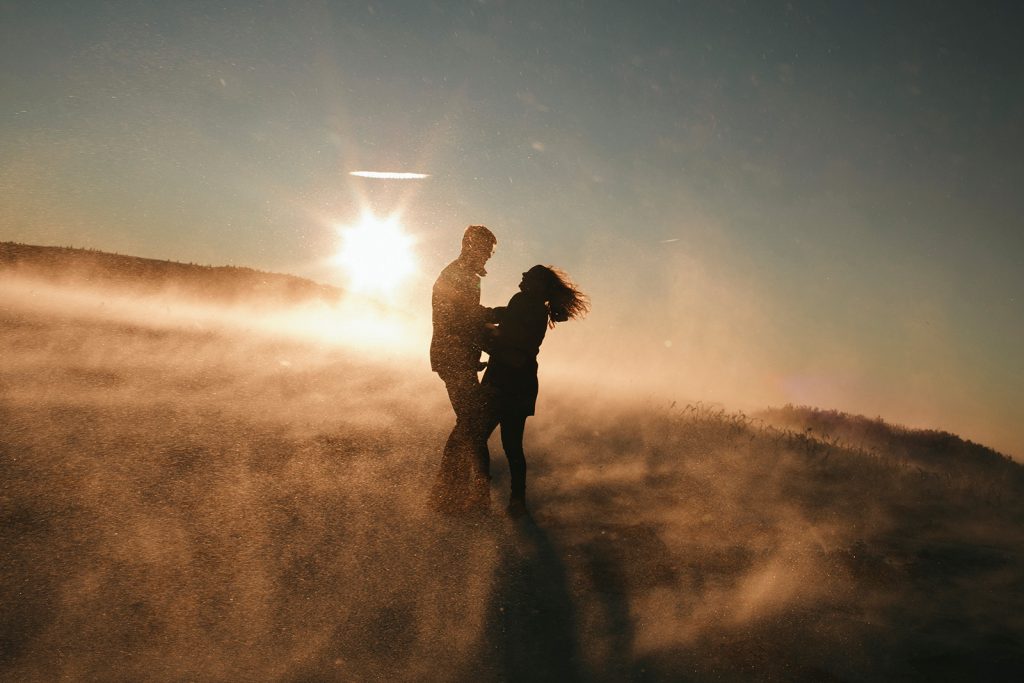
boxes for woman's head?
[519,265,590,326]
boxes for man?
[429,224,499,513]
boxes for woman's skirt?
[482,359,539,417]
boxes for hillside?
[1,258,1023,681]
[0,242,341,305]
[758,405,1023,488]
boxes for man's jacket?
[430,257,495,375]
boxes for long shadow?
[478,514,587,682]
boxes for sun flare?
[334,213,417,295]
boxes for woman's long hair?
[536,265,590,326]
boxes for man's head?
[460,224,496,275]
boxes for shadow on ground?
[3,306,1024,681]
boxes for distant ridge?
[758,404,1020,478]
[0,242,341,305]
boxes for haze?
[1,1,1021,457]
[3,266,1022,680]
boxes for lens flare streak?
[349,171,430,179]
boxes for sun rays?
[333,212,417,296]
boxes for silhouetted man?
[430,224,498,513]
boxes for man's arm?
[481,305,505,324]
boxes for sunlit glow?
[334,213,417,295]
[296,299,415,352]
[349,171,430,179]
[0,274,425,356]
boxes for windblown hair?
[537,265,590,326]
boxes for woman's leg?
[499,413,528,502]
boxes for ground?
[2,294,1023,682]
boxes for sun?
[334,212,417,295]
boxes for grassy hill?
[1,251,1022,681]
[758,405,1024,492]
[0,242,340,305]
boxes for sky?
[2,0,1022,457]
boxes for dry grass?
[2,284,1023,681]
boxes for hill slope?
[0,242,340,305]
[758,405,1023,486]
[1,253,1022,681]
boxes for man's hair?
[462,224,497,253]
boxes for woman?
[483,265,589,517]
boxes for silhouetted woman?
[483,265,589,517]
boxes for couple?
[429,225,589,517]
